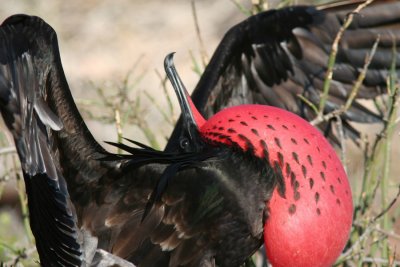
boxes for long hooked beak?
[164,53,205,141]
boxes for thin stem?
[334,115,347,173]
[312,36,379,126]
[343,36,379,111]
[230,0,252,16]
[380,43,398,260]
[114,108,123,154]
[13,154,33,244]
[0,146,16,155]
[191,0,208,68]
[318,0,373,118]
[297,94,319,115]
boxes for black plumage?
[0,14,276,267]
[0,2,400,266]
[167,1,400,150]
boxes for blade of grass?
[380,41,399,259]
[230,0,252,16]
[191,0,208,68]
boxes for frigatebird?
[0,1,399,267]
[167,0,400,150]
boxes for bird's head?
[165,53,353,267]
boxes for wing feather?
[167,2,400,150]
[0,14,121,266]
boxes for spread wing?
[166,2,400,150]
[0,14,119,265]
[3,2,399,266]
[79,147,275,267]
[0,14,274,267]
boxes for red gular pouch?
[201,104,353,267]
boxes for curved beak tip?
[164,52,176,69]
[164,53,205,129]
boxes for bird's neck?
[210,147,277,236]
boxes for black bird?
[0,2,399,267]
[167,0,400,150]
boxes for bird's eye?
[179,138,190,150]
